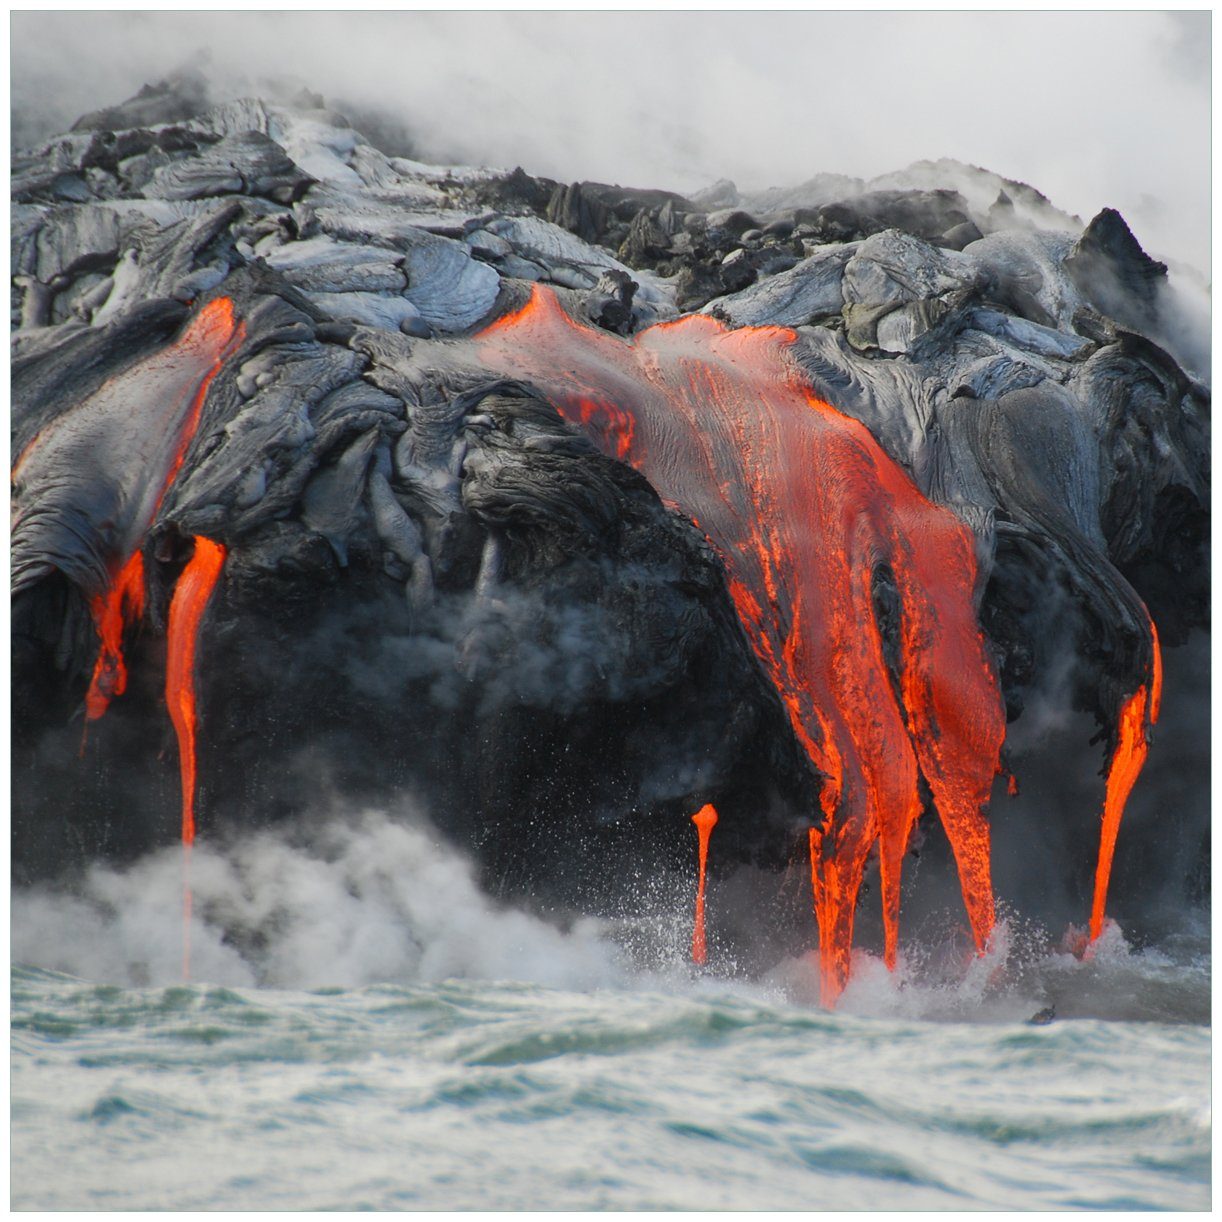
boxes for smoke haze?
[10,10,1211,272]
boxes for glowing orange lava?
[1089,620,1162,942]
[18,297,245,726]
[690,804,718,965]
[165,537,227,847]
[166,536,228,984]
[17,299,243,980]
[475,286,1006,1003]
[154,297,245,513]
[84,551,146,721]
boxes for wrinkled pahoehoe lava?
[12,77,1210,999]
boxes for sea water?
[10,812,1211,1211]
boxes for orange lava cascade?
[17,297,246,727]
[165,536,228,848]
[690,804,719,964]
[84,551,146,721]
[1089,620,1162,942]
[15,300,244,979]
[475,286,1007,1003]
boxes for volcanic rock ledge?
[11,79,1209,967]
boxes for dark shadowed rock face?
[10,80,1209,964]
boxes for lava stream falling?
[166,537,227,849]
[690,804,719,965]
[475,286,1006,1004]
[165,536,227,981]
[15,296,245,728]
[1089,620,1163,942]
[84,551,146,722]
[13,298,245,978]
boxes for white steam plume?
[11,10,1210,272]
[11,808,632,990]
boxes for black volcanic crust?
[11,275,818,895]
[9,81,1210,936]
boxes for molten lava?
[1089,620,1163,942]
[18,299,247,977]
[165,537,228,847]
[690,804,719,965]
[153,298,246,511]
[14,297,245,725]
[166,536,226,983]
[476,286,1006,1002]
[84,551,146,721]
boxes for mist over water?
[12,808,627,993]
[10,10,1211,271]
[11,804,1209,1027]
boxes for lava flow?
[12,298,244,977]
[690,804,719,965]
[1089,620,1163,942]
[84,551,146,722]
[476,286,1007,1003]
[14,296,244,724]
[166,537,228,848]
[165,535,227,982]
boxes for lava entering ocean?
[690,804,718,966]
[13,297,244,972]
[476,285,1009,1001]
[1090,620,1163,944]
[12,91,1200,1005]
[12,282,1170,1001]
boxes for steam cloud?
[10,10,1210,272]
[12,804,1208,1023]
[11,806,632,990]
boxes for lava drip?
[1089,620,1163,942]
[690,804,718,965]
[475,286,1006,1003]
[84,551,146,722]
[166,536,226,982]
[13,297,244,978]
[165,537,228,848]
[13,296,245,723]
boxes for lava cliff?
[11,78,1210,987]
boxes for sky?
[9,9,1212,271]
